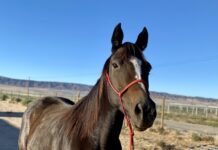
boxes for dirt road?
[163,119,218,135]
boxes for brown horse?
[18,23,156,150]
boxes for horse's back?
[18,96,75,150]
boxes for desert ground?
[0,100,218,150]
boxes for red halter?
[105,72,145,150]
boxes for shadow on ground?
[0,119,20,150]
[0,112,23,118]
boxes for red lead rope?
[105,72,145,150]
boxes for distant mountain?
[0,76,91,91]
[0,75,217,103]
[150,91,218,104]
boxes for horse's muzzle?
[133,98,157,131]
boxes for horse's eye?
[112,63,119,69]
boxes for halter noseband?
[105,72,145,150]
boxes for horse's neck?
[93,79,124,149]
[70,77,124,149]
[96,108,124,149]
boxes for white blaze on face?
[130,57,146,90]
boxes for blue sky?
[0,0,217,98]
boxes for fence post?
[77,91,81,102]
[205,107,208,118]
[0,90,2,100]
[167,104,170,114]
[17,91,20,98]
[161,97,166,129]
[27,77,30,100]
[192,106,194,116]
[195,107,198,116]
[10,90,13,100]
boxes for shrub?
[157,140,166,149]
[192,133,202,141]
[1,94,8,101]
[157,141,175,150]
[175,130,181,135]
[157,127,165,134]
[15,97,22,103]
[9,97,22,103]
[192,133,215,143]
[21,98,33,106]
[202,136,214,142]
[149,128,157,132]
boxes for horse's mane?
[63,57,111,140]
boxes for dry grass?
[119,120,216,150]
[192,133,214,143]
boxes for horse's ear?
[111,23,123,53]
[135,27,148,51]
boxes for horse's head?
[106,23,156,131]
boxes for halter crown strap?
[105,72,145,150]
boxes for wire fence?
[0,88,84,103]
[1,88,218,119]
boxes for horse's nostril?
[135,103,142,115]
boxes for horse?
[18,23,156,150]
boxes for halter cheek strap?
[105,72,145,150]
